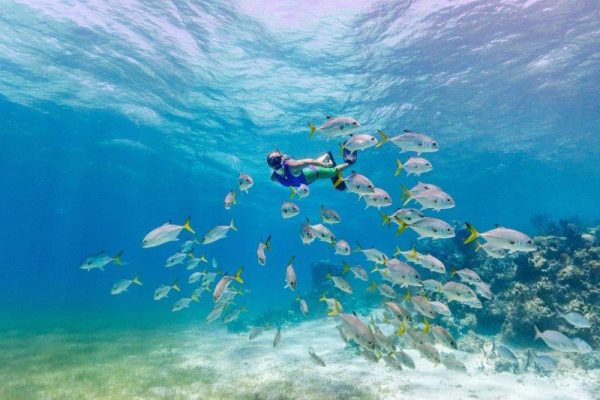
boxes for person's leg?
[336,163,350,172]
[316,153,330,164]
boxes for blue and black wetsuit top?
[271,161,307,187]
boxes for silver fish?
[284,256,297,291]
[571,337,592,354]
[153,280,181,300]
[172,297,194,312]
[273,328,282,347]
[308,116,361,139]
[309,347,326,366]
[342,133,379,152]
[165,252,187,268]
[430,326,457,350]
[362,187,392,209]
[555,306,591,328]
[376,129,439,155]
[257,235,271,266]
[465,223,536,252]
[249,327,264,340]
[142,217,194,248]
[403,187,455,211]
[320,205,341,224]
[344,171,375,195]
[534,325,579,352]
[111,276,142,295]
[338,312,376,351]
[416,342,441,364]
[396,157,433,177]
[224,189,237,210]
[289,184,310,199]
[403,217,455,240]
[201,219,237,244]
[281,201,300,219]
[342,262,368,281]
[334,239,351,255]
[327,273,353,294]
[297,296,309,315]
[213,268,244,302]
[238,173,254,193]
[80,251,123,271]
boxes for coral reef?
[452,217,600,353]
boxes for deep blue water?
[1,0,600,332]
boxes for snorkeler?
[267,149,355,191]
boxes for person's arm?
[286,158,329,169]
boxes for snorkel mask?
[267,149,286,170]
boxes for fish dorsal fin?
[494,223,500,228]
[352,311,357,317]
[326,115,335,120]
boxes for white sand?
[175,318,598,400]
[1,318,597,399]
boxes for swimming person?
[267,149,354,190]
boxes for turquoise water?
[1,1,599,399]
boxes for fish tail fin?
[341,262,351,275]
[367,280,378,292]
[229,218,238,231]
[475,241,482,252]
[534,324,542,340]
[289,186,296,199]
[232,190,237,204]
[404,290,412,301]
[172,279,181,292]
[338,142,344,157]
[288,255,296,265]
[183,216,195,234]
[394,159,403,176]
[319,292,327,302]
[423,319,430,334]
[133,275,142,286]
[401,186,413,206]
[396,321,406,336]
[187,251,195,259]
[375,130,388,148]
[264,235,272,250]
[380,212,391,226]
[200,254,208,263]
[409,247,417,259]
[396,222,408,236]
[450,267,457,276]
[393,246,402,257]
[308,122,316,138]
[354,241,362,252]
[464,222,479,244]
[382,255,388,266]
[327,309,339,317]
[112,250,123,265]
[233,267,244,284]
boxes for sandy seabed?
[0,318,597,400]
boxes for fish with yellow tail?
[213,267,244,303]
[201,219,237,244]
[307,116,360,139]
[464,223,536,253]
[142,217,194,248]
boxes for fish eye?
[353,122,358,126]
[527,240,532,244]
[447,228,451,232]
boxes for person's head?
[267,150,284,170]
